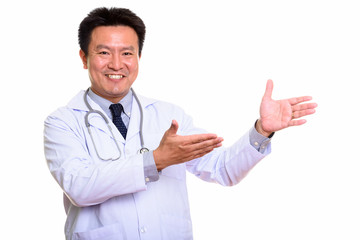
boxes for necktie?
[109,103,127,139]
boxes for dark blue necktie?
[109,103,127,139]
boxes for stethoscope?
[83,88,149,161]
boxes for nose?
[108,54,124,70]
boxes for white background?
[1,0,359,239]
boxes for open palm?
[259,80,317,134]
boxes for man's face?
[80,26,140,103]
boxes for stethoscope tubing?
[83,88,148,161]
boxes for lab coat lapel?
[67,90,158,144]
[125,94,157,143]
[125,96,140,142]
[88,113,125,144]
[67,90,125,144]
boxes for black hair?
[78,7,146,56]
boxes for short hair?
[78,7,146,57]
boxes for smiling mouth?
[106,74,124,79]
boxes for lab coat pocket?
[73,223,126,240]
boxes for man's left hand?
[256,79,318,137]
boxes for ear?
[79,49,88,69]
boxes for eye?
[99,51,110,55]
[123,52,133,56]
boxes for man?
[44,7,317,240]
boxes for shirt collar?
[88,88,133,119]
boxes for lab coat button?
[140,227,147,233]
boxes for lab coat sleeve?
[179,110,270,186]
[186,132,270,186]
[44,108,147,207]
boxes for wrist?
[153,149,167,171]
[256,119,273,137]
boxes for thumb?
[263,79,274,100]
[167,120,179,135]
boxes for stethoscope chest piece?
[139,147,149,154]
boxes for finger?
[288,119,307,127]
[262,79,274,100]
[183,133,219,145]
[288,96,313,105]
[167,120,179,135]
[189,148,216,161]
[291,102,318,112]
[292,109,316,119]
[193,137,223,148]
[184,137,223,155]
[183,138,223,160]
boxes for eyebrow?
[95,45,136,52]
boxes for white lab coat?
[44,90,270,240]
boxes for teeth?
[107,74,123,79]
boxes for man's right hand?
[153,120,223,171]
